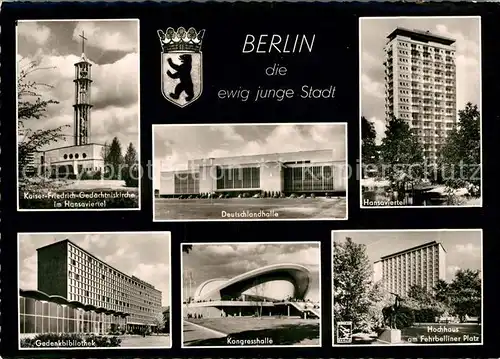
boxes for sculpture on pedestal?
[382,292,403,329]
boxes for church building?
[32,32,106,177]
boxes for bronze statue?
[382,292,403,329]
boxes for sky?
[17,19,139,151]
[182,243,321,302]
[360,17,481,144]
[153,124,347,187]
[18,232,171,306]
[333,230,482,282]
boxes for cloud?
[454,243,481,257]
[183,243,321,302]
[447,265,461,277]
[272,247,321,269]
[204,245,237,256]
[368,116,386,145]
[18,22,52,46]
[18,49,139,151]
[19,254,38,290]
[361,73,384,100]
[73,21,138,52]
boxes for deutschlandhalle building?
[159,149,347,197]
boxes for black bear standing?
[167,54,194,101]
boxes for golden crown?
[158,27,205,53]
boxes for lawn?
[185,317,320,346]
[155,197,346,220]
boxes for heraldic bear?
[167,54,194,101]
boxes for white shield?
[161,51,202,107]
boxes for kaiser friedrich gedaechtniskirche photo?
[17,19,140,211]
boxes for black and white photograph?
[153,123,347,221]
[181,242,321,348]
[17,19,140,211]
[18,232,171,349]
[359,17,482,208]
[332,229,482,346]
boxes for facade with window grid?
[34,239,162,331]
[384,27,457,164]
[159,149,346,196]
[373,241,446,297]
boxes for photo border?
[180,241,322,349]
[331,228,484,347]
[152,122,348,222]
[15,18,142,212]
[358,16,483,209]
[17,231,172,350]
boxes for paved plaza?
[119,334,171,348]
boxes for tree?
[163,307,170,333]
[433,279,451,307]
[182,245,193,254]
[103,137,124,180]
[364,280,392,332]
[449,269,481,321]
[439,103,481,189]
[17,60,69,178]
[407,285,434,307]
[152,312,166,333]
[361,116,379,177]
[122,142,139,187]
[124,142,138,167]
[380,117,425,184]
[333,237,373,333]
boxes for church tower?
[73,31,93,146]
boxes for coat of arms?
[157,27,205,107]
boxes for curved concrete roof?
[193,263,311,301]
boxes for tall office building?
[21,239,163,334]
[373,241,446,297]
[384,27,457,164]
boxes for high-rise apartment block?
[37,239,162,328]
[384,27,457,163]
[373,241,447,297]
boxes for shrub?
[413,307,443,323]
[395,306,415,329]
[122,165,139,188]
[20,332,121,348]
[311,193,316,199]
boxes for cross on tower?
[79,31,88,54]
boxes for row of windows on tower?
[397,41,454,55]
[69,253,156,292]
[63,153,87,160]
[398,49,454,61]
[67,276,160,313]
[68,264,161,307]
[68,283,157,314]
